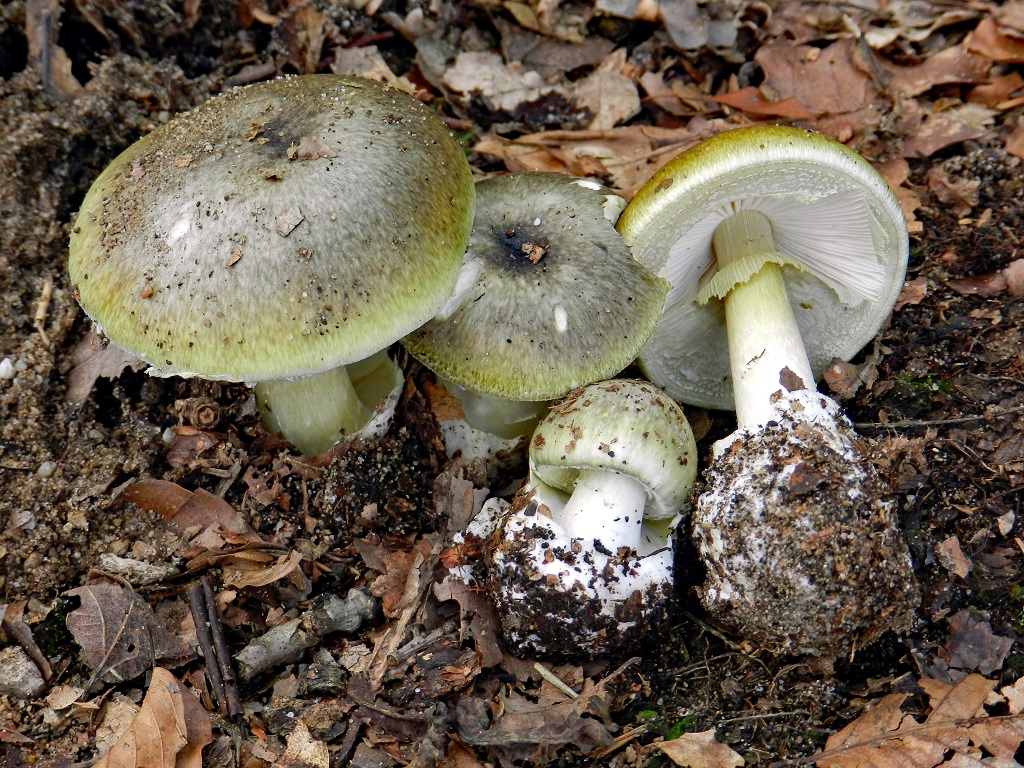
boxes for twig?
[856,402,1024,431]
[719,709,810,724]
[186,580,228,716]
[201,575,243,718]
[34,278,53,348]
[234,589,377,680]
[533,663,578,699]
[1,615,52,683]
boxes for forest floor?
[0,1,1022,766]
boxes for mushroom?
[402,172,669,439]
[617,125,918,658]
[69,75,475,455]
[485,379,698,657]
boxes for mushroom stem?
[711,210,816,431]
[555,470,648,552]
[444,379,548,439]
[255,365,372,455]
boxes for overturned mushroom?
[69,75,475,454]
[618,126,919,658]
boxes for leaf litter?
[0,0,1022,766]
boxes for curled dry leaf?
[94,668,212,768]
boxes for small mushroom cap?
[616,125,908,411]
[69,75,474,381]
[529,379,697,520]
[402,173,669,401]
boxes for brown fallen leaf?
[811,674,1024,768]
[934,535,973,579]
[64,332,147,411]
[66,581,191,690]
[120,479,260,542]
[94,667,212,768]
[1005,115,1024,160]
[656,729,744,768]
[967,16,1024,63]
[711,86,814,120]
[932,609,1015,681]
[456,660,635,767]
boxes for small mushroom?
[485,379,698,657]
[617,125,918,658]
[69,75,475,454]
[402,172,669,438]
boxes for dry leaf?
[711,86,814,120]
[657,729,744,768]
[222,549,305,590]
[443,51,560,112]
[120,479,259,541]
[94,668,212,768]
[967,17,1024,63]
[66,581,190,690]
[277,720,328,768]
[934,535,973,578]
[573,50,641,130]
[813,674,1024,768]
[933,610,1015,679]
[65,332,147,410]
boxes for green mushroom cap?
[69,74,475,382]
[402,173,669,401]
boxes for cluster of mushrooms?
[69,75,919,661]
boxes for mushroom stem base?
[255,365,373,455]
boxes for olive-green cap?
[402,173,669,401]
[69,75,475,381]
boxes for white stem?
[712,210,815,431]
[255,365,372,455]
[555,469,647,552]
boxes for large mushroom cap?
[402,173,669,401]
[616,125,908,411]
[69,74,475,382]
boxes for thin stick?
[202,574,243,718]
[186,580,228,716]
[34,279,53,348]
[533,662,578,699]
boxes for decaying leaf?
[93,668,212,768]
[66,581,191,690]
[812,674,1024,768]
[277,720,328,768]
[119,479,260,543]
[64,332,146,411]
[656,729,744,768]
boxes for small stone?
[0,646,46,699]
[0,358,14,379]
[36,461,57,478]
